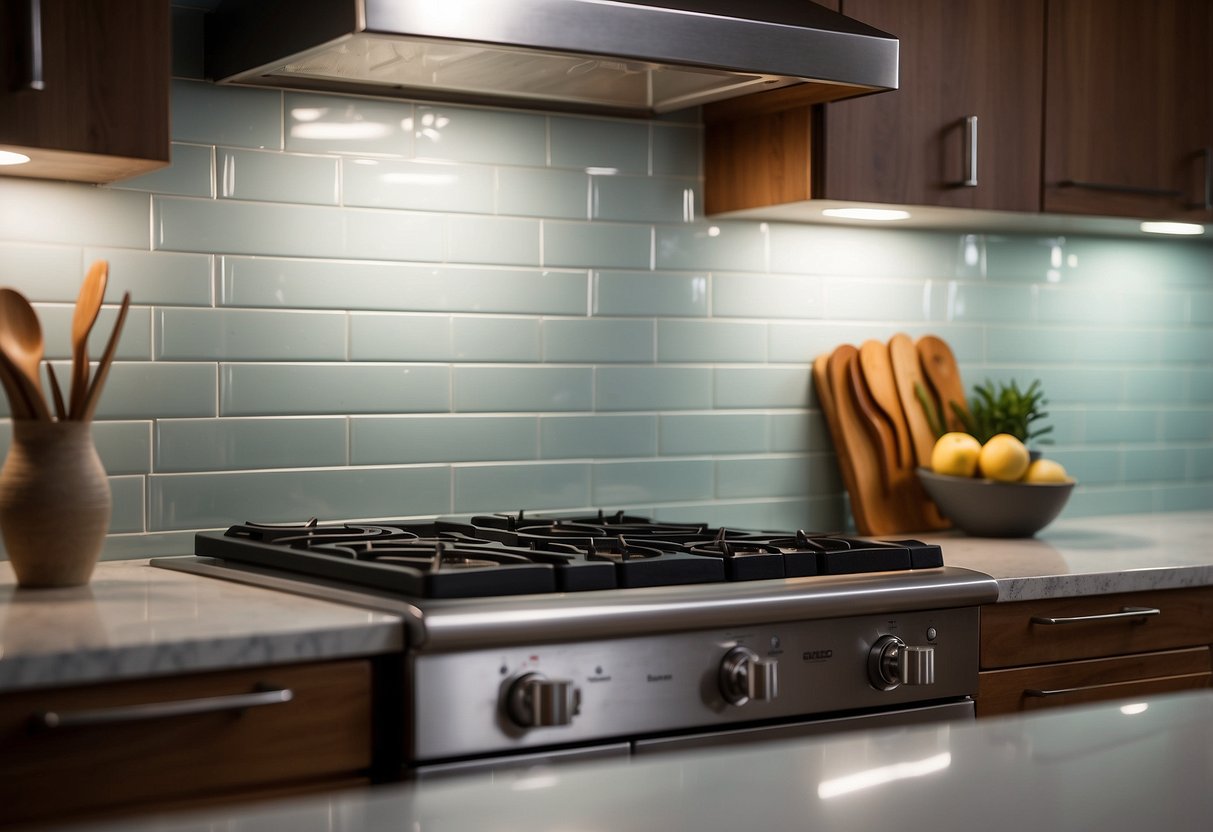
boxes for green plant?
[955,379,1053,445]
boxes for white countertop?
[924,510,1213,601]
[0,559,403,693]
[58,689,1213,832]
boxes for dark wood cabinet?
[705,0,1045,215]
[0,0,171,183]
[976,587,1213,718]
[1042,0,1213,221]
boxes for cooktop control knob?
[506,673,582,728]
[719,646,779,706]
[868,635,935,690]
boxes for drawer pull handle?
[34,686,294,730]
[1024,681,1127,698]
[1057,180,1183,198]
[1029,606,1160,626]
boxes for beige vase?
[0,421,112,588]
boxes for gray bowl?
[916,468,1075,538]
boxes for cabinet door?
[1042,0,1213,220]
[821,0,1044,211]
[0,0,170,183]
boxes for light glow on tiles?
[0,151,31,166]
[707,226,721,237]
[1140,221,1205,236]
[291,122,392,140]
[509,773,560,791]
[382,172,457,186]
[1120,702,1149,716]
[291,107,325,122]
[817,752,952,799]
[822,207,911,221]
[585,167,619,176]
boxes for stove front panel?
[410,605,979,763]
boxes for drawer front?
[0,659,373,825]
[977,647,1212,717]
[980,587,1213,669]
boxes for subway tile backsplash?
[0,34,1211,561]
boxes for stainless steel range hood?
[207,0,898,117]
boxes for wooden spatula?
[888,333,938,467]
[917,335,969,432]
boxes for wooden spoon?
[858,339,912,469]
[69,260,109,419]
[0,354,33,419]
[917,335,969,432]
[80,291,131,422]
[0,289,50,420]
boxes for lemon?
[1024,458,1070,483]
[978,434,1030,481]
[931,432,982,477]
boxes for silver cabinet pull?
[34,686,294,730]
[16,0,45,91]
[1057,180,1182,198]
[962,115,978,187]
[1029,606,1160,626]
[1197,147,1212,211]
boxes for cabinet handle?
[15,0,45,91]
[1194,147,1212,211]
[1029,606,1160,626]
[961,115,978,187]
[1057,180,1182,198]
[1024,680,1142,698]
[33,686,294,730]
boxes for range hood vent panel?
[207,0,898,116]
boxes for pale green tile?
[497,168,588,219]
[0,421,151,475]
[657,498,837,535]
[651,123,701,177]
[714,273,821,319]
[1122,448,1189,482]
[0,242,80,301]
[284,92,411,156]
[173,80,281,149]
[714,368,812,409]
[342,158,493,213]
[543,319,654,363]
[596,367,711,411]
[1163,409,1213,441]
[545,222,651,269]
[823,277,936,321]
[111,143,213,197]
[156,417,347,472]
[350,314,452,361]
[452,317,541,362]
[550,116,648,174]
[0,179,149,249]
[453,366,592,412]
[659,414,768,455]
[656,222,766,272]
[157,308,347,360]
[1190,291,1213,324]
[1124,368,1187,404]
[453,463,590,512]
[220,148,339,205]
[109,476,146,533]
[1189,368,1213,403]
[1063,236,1213,287]
[593,271,706,317]
[658,320,766,363]
[101,531,196,560]
[414,104,545,166]
[1083,409,1159,443]
[982,234,1059,281]
[987,327,1159,364]
[717,457,824,499]
[540,415,656,458]
[769,225,961,278]
[1155,483,1213,511]
[771,412,826,453]
[1050,449,1122,484]
[84,248,213,306]
[592,176,698,223]
[999,368,1124,405]
[149,466,451,530]
[38,306,151,360]
[448,216,540,266]
[592,459,714,505]
[1190,448,1213,479]
[352,415,538,464]
[91,363,218,420]
[1161,329,1213,362]
[940,282,1033,323]
[222,364,449,416]
[222,257,587,315]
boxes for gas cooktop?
[193,510,944,599]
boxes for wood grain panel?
[705,108,813,215]
[0,659,375,826]
[977,647,1211,717]
[980,587,1213,670]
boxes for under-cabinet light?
[1139,221,1205,236]
[822,207,911,222]
[0,151,31,166]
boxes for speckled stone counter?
[0,559,403,693]
[922,510,1213,601]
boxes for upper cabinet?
[705,0,1213,226]
[1042,0,1213,222]
[0,0,170,184]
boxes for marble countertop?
[57,689,1213,832]
[922,510,1213,601]
[0,559,403,693]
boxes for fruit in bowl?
[918,433,1075,538]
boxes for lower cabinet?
[976,587,1213,718]
[0,658,376,827]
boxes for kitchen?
[0,0,1212,829]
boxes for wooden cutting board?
[918,335,969,432]
[888,333,938,467]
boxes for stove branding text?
[802,649,834,662]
